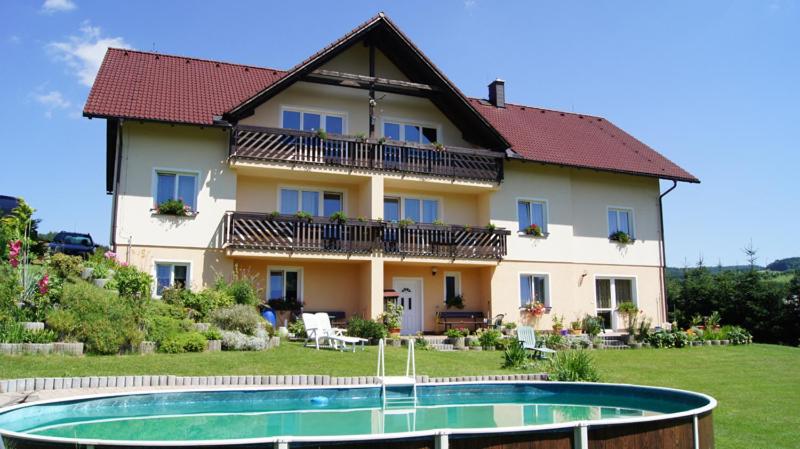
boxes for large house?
[83,13,698,333]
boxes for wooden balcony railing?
[223,212,510,260]
[230,126,505,183]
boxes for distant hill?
[766,257,800,272]
[666,265,764,278]
[667,257,798,279]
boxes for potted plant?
[582,315,603,339]
[551,314,564,333]
[503,322,517,336]
[431,142,446,152]
[380,301,403,337]
[445,328,466,349]
[523,224,543,237]
[468,339,482,351]
[315,129,328,140]
[267,211,281,220]
[389,336,402,347]
[155,198,192,216]
[445,294,465,310]
[397,218,415,228]
[705,311,721,331]
[569,320,583,335]
[354,132,367,143]
[615,302,640,344]
[295,211,313,223]
[329,211,347,225]
[609,231,632,243]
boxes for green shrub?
[347,317,387,340]
[210,304,261,335]
[287,319,306,338]
[723,325,751,344]
[548,350,601,382]
[502,338,529,369]
[581,315,603,337]
[0,322,57,343]
[45,308,78,341]
[647,330,675,348]
[56,281,142,354]
[113,265,153,298]
[226,279,259,306]
[445,328,464,339]
[203,327,223,341]
[160,331,207,353]
[48,253,83,279]
[145,315,191,345]
[478,329,502,349]
[673,331,689,348]
[189,289,234,320]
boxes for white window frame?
[380,116,443,144]
[152,168,200,211]
[518,272,551,308]
[152,261,191,298]
[277,185,347,217]
[516,197,549,235]
[607,206,636,239]
[443,271,462,304]
[280,105,348,134]
[593,275,638,329]
[267,266,304,303]
[383,193,443,223]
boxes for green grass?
[1,344,797,449]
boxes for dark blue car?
[49,232,97,257]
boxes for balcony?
[229,126,504,183]
[223,212,510,260]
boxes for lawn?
[1,343,797,449]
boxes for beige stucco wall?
[490,260,664,331]
[384,264,491,332]
[115,122,235,250]
[236,175,363,217]
[493,162,663,267]
[233,258,370,319]
[383,186,482,226]
[122,246,233,293]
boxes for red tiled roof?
[470,100,698,182]
[84,48,286,125]
[84,48,697,182]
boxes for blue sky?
[0,0,797,267]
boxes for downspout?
[110,119,124,251]
[658,180,678,325]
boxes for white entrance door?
[393,278,423,335]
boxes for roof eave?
[507,157,700,184]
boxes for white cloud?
[33,90,72,118]
[47,22,131,87]
[464,0,477,9]
[41,0,77,13]
[8,35,22,44]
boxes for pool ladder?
[377,339,417,411]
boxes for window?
[520,274,549,307]
[444,272,461,303]
[268,267,302,302]
[595,277,636,329]
[384,196,439,223]
[608,208,634,238]
[155,171,197,211]
[155,263,189,296]
[382,120,438,144]
[517,199,547,233]
[384,197,400,222]
[280,188,343,216]
[282,108,345,134]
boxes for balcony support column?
[368,176,384,220]
[365,258,384,320]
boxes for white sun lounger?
[517,325,557,359]
[302,312,366,352]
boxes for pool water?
[0,383,710,442]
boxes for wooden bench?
[304,311,347,328]
[437,311,486,332]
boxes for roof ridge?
[469,97,606,120]
[106,47,287,73]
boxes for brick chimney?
[488,79,505,108]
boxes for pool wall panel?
[588,417,694,449]
[450,430,574,449]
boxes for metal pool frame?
[0,381,717,449]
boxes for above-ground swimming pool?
[0,382,716,449]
